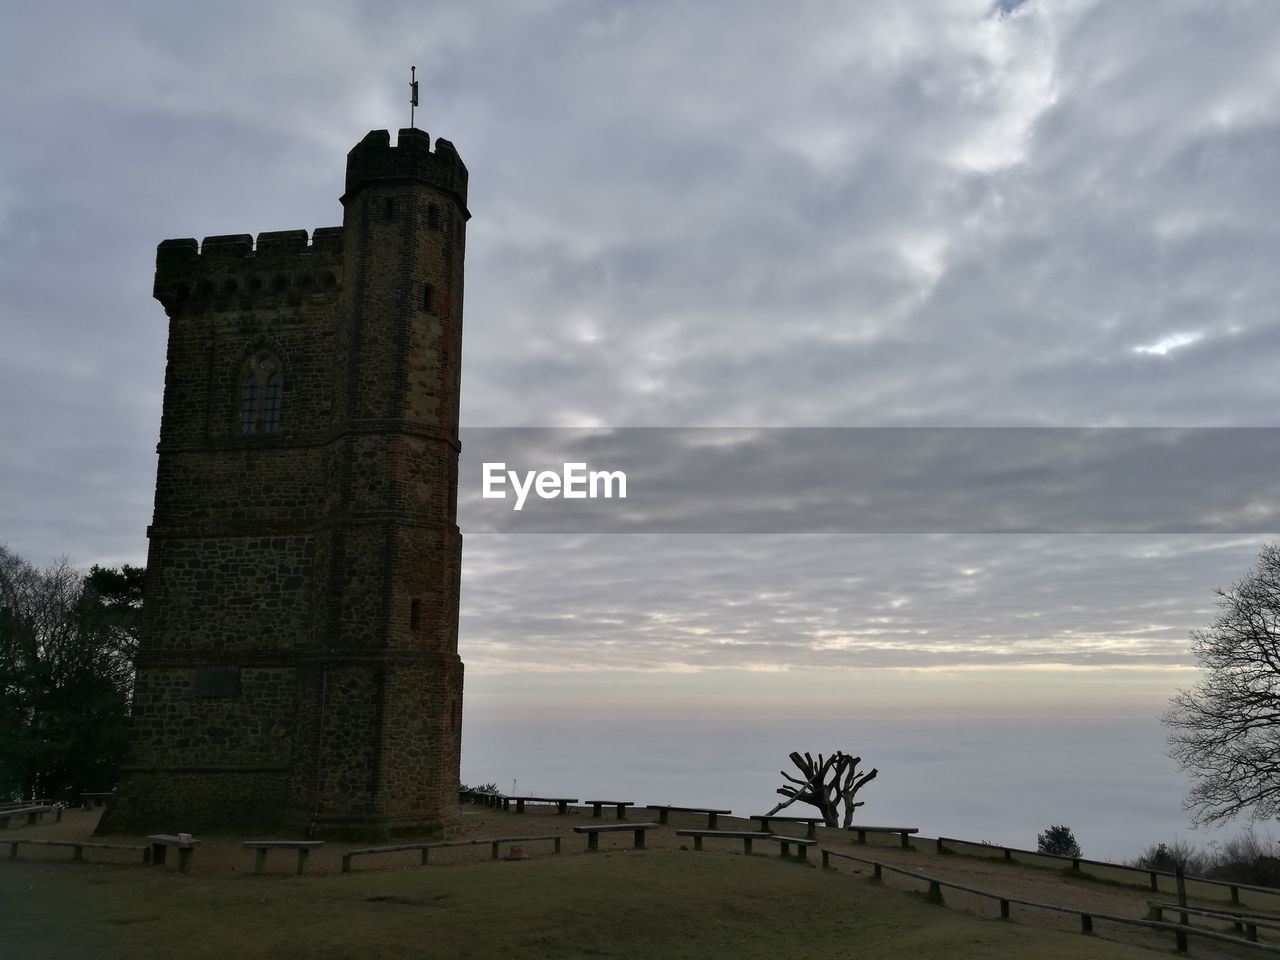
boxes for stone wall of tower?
[100,129,466,837]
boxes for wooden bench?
[242,840,324,875]
[585,800,634,820]
[146,834,198,873]
[491,835,561,860]
[7,838,149,864]
[80,792,115,809]
[0,806,35,829]
[0,805,61,830]
[573,822,658,851]
[508,796,578,814]
[773,835,819,860]
[675,829,771,855]
[751,814,824,839]
[849,825,918,848]
[342,835,563,873]
[458,789,506,807]
[647,804,732,828]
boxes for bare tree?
[766,750,877,828]
[1164,544,1280,826]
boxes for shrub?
[1127,830,1280,884]
[1206,830,1280,886]
[1036,824,1082,859]
[1130,840,1207,875]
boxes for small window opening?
[240,352,283,435]
[422,283,434,313]
[427,203,441,230]
[409,598,422,631]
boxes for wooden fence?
[935,836,1280,906]
[824,848,1280,956]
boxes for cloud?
[1133,332,1204,356]
[1,1,1278,695]
[459,533,1258,675]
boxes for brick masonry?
[99,129,468,837]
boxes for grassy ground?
[3,847,1171,960]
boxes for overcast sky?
[3,1,1280,723]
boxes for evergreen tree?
[1036,824,1082,858]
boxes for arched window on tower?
[240,353,283,434]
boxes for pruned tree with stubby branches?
[766,750,878,828]
[1164,544,1280,826]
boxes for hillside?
[1,805,1271,959]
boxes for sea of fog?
[460,715,1251,863]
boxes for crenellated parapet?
[153,227,345,315]
[343,128,469,218]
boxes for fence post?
[341,853,351,874]
[999,899,1010,919]
[1174,927,1188,954]
[927,880,943,904]
[936,837,943,855]
[872,862,882,882]
[1149,870,1158,892]
[1174,866,1189,953]
[821,849,830,869]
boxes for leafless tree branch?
[765,749,878,827]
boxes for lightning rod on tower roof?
[410,65,419,129]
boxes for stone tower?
[101,129,467,836]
